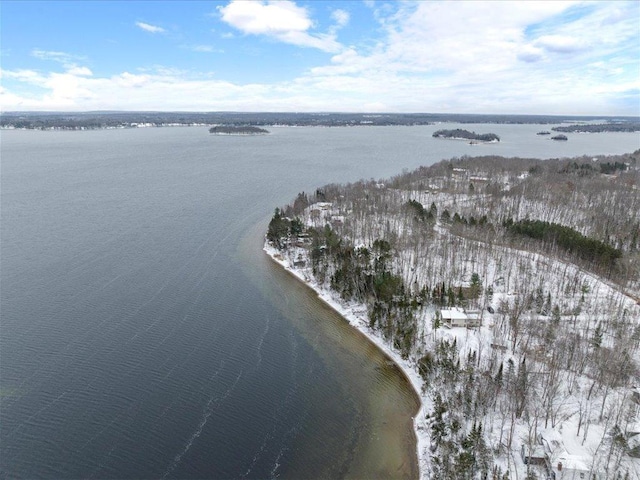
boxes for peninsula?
[552,122,640,133]
[265,151,640,479]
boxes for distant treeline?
[504,218,622,267]
[433,129,500,142]
[3,111,639,130]
[552,123,640,133]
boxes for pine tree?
[591,322,603,349]
[470,273,482,299]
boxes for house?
[293,254,306,268]
[549,452,590,479]
[539,430,592,480]
[521,443,547,466]
[466,310,482,325]
[440,308,482,328]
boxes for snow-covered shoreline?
[264,161,640,477]
[263,242,430,479]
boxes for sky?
[1,0,639,115]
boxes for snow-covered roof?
[539,429,564,455]
[310,202,332,210]
[551,451,590,472]
[521,443,546,458]
[440,308,468,320]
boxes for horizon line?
[2,110,639,119]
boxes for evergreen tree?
[267,208,291,248]
[591,322,603,349]
[470,273,482,299]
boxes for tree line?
[503,218,622,268]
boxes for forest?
[267,150,640,479]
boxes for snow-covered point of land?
[270,146,640,476]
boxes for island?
[551,134,568,141]
[432,128,500,142]
[209,125,269,135]
[265,150,640,479]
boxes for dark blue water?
[1,125,637,479]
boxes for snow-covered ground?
[266,153,640,478]
[266,236,640,479]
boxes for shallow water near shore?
[1,125,636,479]
[238,220,420,479]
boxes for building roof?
[551,451,590,472]
[522,444,546,458]
[440,308,468,320]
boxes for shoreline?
[263,242,428,479]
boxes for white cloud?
[135,21,166,34]
[219,0,310,34]
[1,60,637,114]
[535,34,587,54]
[66,66,93,76]
[2,1,638,115]
[32,49,71,62]
[299,1,639,114]
[2,68,47,84]
[182,44,223,53]
[31,49,87,68]
[517,45,545,63]
[218,0,342,52]
[113,72,151,88]
[331,9,350,28]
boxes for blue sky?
[1,0,639,115]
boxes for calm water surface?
[1,125,637,479]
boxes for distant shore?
[4,111,639,131]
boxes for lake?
[1,125,637,479]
